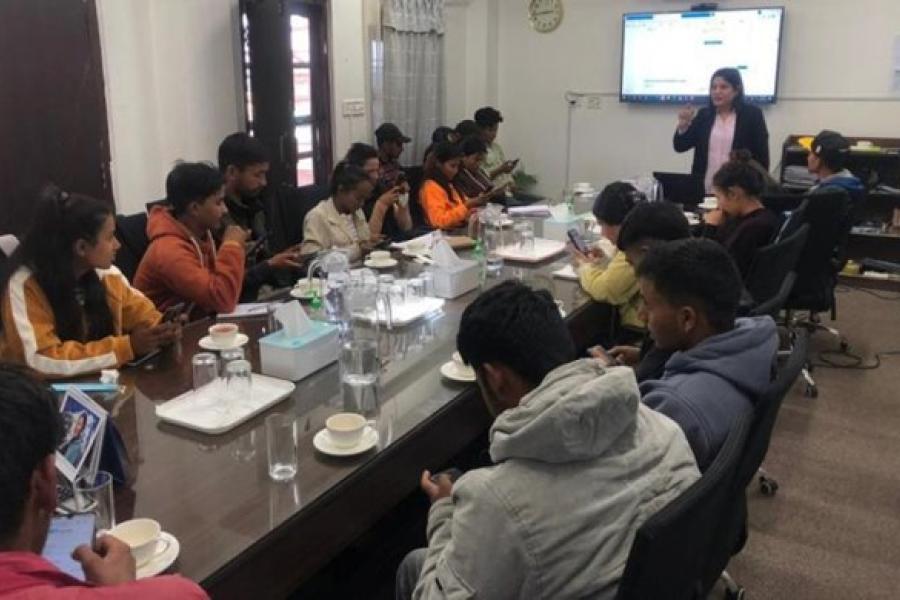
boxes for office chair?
[268,183,330,252]
[114,213,150,282]
[615,413,752,600]
[782,190,854,397]
[771,197,808,243]
[744,224,809,319]
[703,328,810,599]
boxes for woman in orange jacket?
[419,142,490,230]
[1,187,180,378]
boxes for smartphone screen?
[162,302,185,323]
[567,228,590,254]
[42,513,96,579]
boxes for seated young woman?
[571,182,645,340]
[300,163,380,262]
[702,154,779,278]
[1,187,179,378]
[453,136,509,202]
[419,142,490,230]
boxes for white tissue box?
[259,321,340,381]
[543,213,592,243]
[429,260,480,299]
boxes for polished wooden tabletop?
[107,249,612,599]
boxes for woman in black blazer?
[673,68,769,192]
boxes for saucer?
[313,426,379,457]
[198,333,249,351]
[290,278,323,300]
[136,531,179,579]
[440,361,476,383]
[364,258,398,269]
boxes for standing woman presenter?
[673,67,770,193]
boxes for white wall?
[96,0,243,215]
[330,0,373,156]
[449,0,900,198]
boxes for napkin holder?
[429,259,480,299]
[259,321,340,381]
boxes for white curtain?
[377,0,445,165]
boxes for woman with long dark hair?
[1,186,178,377]
[419,142,488,230]
[673,67,769,193]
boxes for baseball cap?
[810,130,850,160]
[375,123,411,145]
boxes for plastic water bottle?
[473,239,486,286]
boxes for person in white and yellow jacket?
[1,187,179,378]
[572,182,645,334]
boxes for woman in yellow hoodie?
[1,187,179,378]
[572,182,646,341]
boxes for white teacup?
[109,518,168,566]
[326,412,368,448]
[208,323,238,346]
[369,250,391,263]
[452,352,475,377]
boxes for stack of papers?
[508,204,552,218]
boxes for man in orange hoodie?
[134,162,247,318]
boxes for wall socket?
[342,98,366,117]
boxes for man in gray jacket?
[396,282,700,600]
[637,238,778,470]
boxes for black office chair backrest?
[615,413,752,600]
[402,166,428,229]
[114,213,150,282]
[772,197,809,243]
[744,224,809,318]
[268,183,330,251]
[785,190,852,313]
[699,327,810,591]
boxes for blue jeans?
[395,548,427,600]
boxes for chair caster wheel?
[725,587,746,600]
[759,476,779,496]
[805,384,818,398]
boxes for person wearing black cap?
[375,122,411,190]
[807,129,865,206]
[474,107,518,190]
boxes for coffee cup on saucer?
[208,323,238,346]
[369,250,391,263]
[109,518,168,566]
[452,352,475,377]
[326,413,368,448]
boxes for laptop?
[653,172,705,208]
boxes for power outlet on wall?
[342,98,366,117]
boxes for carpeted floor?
[723,287,900,599]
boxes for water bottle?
[473,239,486,286]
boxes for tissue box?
[543,213,592,243]
[429,259,480,299]
[259,321,340,381]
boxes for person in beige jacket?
[300,163,381,262]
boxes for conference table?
[108,245,614,599]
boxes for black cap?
[375,123,411,145]
[811,130,850,160]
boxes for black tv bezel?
[619,6,785,105]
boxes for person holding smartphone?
[453,136,509,204]
[1,187,180,378]
[474,107,518,191]
[673,67,769,193]
[570,182,646,343]
[344,142,414,241]
[419,143,490,230]
[0,365,208,598]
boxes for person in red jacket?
[134,162,248,319]
[0,364,208,598]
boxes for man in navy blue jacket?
[806,129,865,207]
[636,238,778,471]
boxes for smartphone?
[124,348,161,368]
[42,513,96,579]
[509,158,520,168]
[567,228,590,254]
[245,233,269,257]
[161,302,186,324]
[588,345,614,363]
[395,172,407,185]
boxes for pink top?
[0,552,208,599]
[705,111,737,192]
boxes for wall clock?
[528,0,563,34]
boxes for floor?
[725,287,900,599]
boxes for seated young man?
[806,129,865,206]
[344,142,414,241]
[396,281,699,600]
[0,364,208,598]
[636,238,778,470]
[134,162,247,318]
[474,107,517,190]
[218,132,301,300]
[594,201,692,382]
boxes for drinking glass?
[219,347,245,377]
[419,272,434,297]
[516,221,535,254]
[192,353,219,390]
[225,359,253,414]
[340,339,380,418]
[406,277,425,302]
[484,228,504,276]
[232,430,257,462]
[266,413,298,482]
[74,470,115,531]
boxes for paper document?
[218,303,272,318]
